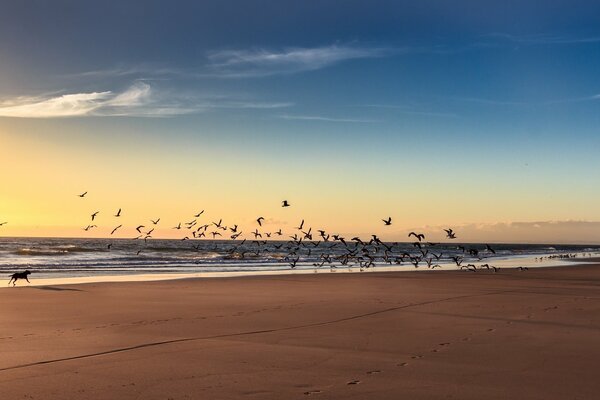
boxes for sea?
[1,237,599,284]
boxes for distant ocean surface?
[1,237,599,280]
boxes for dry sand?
[1,265,599,399]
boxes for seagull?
[408,232,425,241]
[382,217,392,226]
[78,192,87,198]
[485,244,496,254]
[296,219,304,230]
[0,222,7,226]
[444,228,456,239]
[289,257,300,269]
[173,223,181,229]
[282,200,290,207]
[256,217,265,226]
[83,225,97,231]
[194,210,205,218]
[91,211,99,221]
[114,208,122,217]
[111,225,122,235]
[136,225,145,233]
[150,218,160,225]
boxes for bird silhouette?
[382,217,392,226]
[114,208,122,217]
[194,210,205,218]
[408,232,425,241]
[91,211,99,221]
[282,200,290,207]
[78,192,87,198]
[111,225,122,235]
[256,217,265,226]
[151,218,160,225]
[444,228,456,239]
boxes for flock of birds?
[72,191,508,273]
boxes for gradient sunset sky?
[1,1,600,243]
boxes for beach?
[1,264,598,399]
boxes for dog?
[8,270,31,286]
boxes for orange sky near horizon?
[1,127,599,244]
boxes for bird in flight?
[382,217,392,226]
[194,210,204,218]
[444,228,456,239]
[150,218,160,225]
[0,222,7,226]
[78,192,87,198]
[282,200,290,207]
[296,219,304,230]
[114,208,122,217]
[111,225,122,235]
[256,217,265,226]
[408,232,425,241]
[136,225,145,233]
[485,244,496,254]
[173,223,181,230]
[91,211,99,221]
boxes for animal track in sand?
[397,362,408,367]
[366,370,381,374]
[347,380,361,385]
[411,355,423,359]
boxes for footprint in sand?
[347,380,361,385]
[411,355,423,359]
[487,328,495,332]
[304,390,322,395]
[439,342,450,346]
[397,362,408,367]
[366,370,381,375]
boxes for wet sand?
[1,265,599,399]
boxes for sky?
[1,1,600,243]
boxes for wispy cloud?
[483,33,600,46]
[0,82,293,118]
[206,44,394,77]
[446,93,600,107]
[361,104,458,118]
[278,114,379,123]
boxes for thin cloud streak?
[362,104,458,118]
[0,82,293,118]
[278,114,380,123]
[483,33,600,45]
[206,44,395,77]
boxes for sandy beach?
[1,265,599,399]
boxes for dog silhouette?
[8,270,31,286]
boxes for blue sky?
[1,1,600,241]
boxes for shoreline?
[1,256,581,289]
